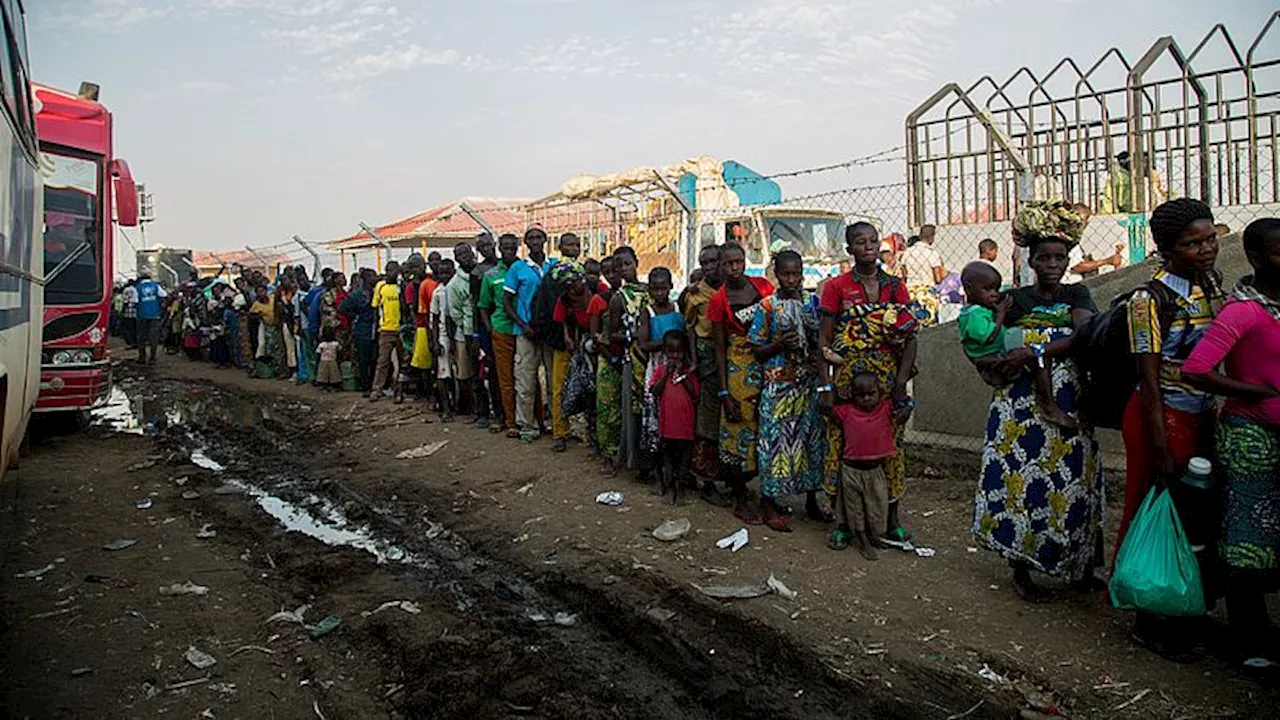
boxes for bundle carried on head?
[1012,199,1087,248]
[550,259,585,284]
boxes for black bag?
[1072,280,1179,430]
[530,276,566,351]
[561,345,596,417]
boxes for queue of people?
[960,198,1279,669]
[117,202,1279,670]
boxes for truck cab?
[696,208,846,288]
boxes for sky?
[29,0,1277,266]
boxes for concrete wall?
[908,230,1253,454]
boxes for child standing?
[958,262,1076,428]
[649,329,698,505]
[316,326,342,391]
[825,372,896,560]
[638,267,687,462]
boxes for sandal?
[827,528,852,551]
[879,526,913,549]
[764,513,792,533]
[506,428,521,439]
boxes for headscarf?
[1012,199,1086,248]
[549,259,585,285]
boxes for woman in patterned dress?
[1183,217,1280,666]
[709,243,775,523]
[590,247,649,476]
[818,222,920,547]
[749,250,826,532]
[974,201,1104,603]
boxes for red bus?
[33,82,138,413]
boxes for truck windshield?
[765,216,846,260]
[42,151,102,305]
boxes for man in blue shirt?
[300,268,330,384]
[503,228,550,441]
[134,269,167,365]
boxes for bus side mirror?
[111,158,139,227]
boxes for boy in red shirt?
[649,329,699,506]
[825,372,896,560]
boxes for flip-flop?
[765,514,792,533]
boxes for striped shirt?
[1127,268,1224,414]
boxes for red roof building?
[327,196,620,259]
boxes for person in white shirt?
[976,238,1003,276]
[900,225,946,289]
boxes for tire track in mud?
[128,377,1009,719]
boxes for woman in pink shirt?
[1183,218,1280,667]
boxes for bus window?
[42,151,102,305]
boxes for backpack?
[530,273,566,351]
[1071,279,1179,430]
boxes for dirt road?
[0,352,1274,719]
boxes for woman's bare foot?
[1013,565,1051,604]
[854,531,878,561]
[733,501,763,526]
[1041,404,1079,430]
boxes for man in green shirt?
[478,234,520,434]
[446,242,482,424]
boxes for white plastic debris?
[766,574,797,600]
[361,600,422,618]
[135,498,153,510]
[265,604,310,625]
[914,547,936,558]
[595,491,625,506]
[977,664,1010,684]
[190,450,224,472]
[14,564,55,580]
[184,646,217,670]
[196,524,217,539]
[396,440,448,459]
[652,518,691,542]
[715,528,749,552]
[553,612,577,627]
[158,581,209,597]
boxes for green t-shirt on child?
[958,304,1003,360]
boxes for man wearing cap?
[135,269,168,365]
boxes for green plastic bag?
[1109,487,1205,616]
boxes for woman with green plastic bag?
[1110,487,1205,617]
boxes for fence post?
[292,234,321,279]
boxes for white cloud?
[265,19,387,54]
[43,0,170,31]
[327,45,461,81]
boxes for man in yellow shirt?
[370,261,403,402]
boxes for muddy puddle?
[190,459,427,567]
[92,378,275,436]
[87,376,994,720]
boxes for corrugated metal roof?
[193,249,291,268]
[327,197,530,250]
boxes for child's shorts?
[316,359,342,385]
